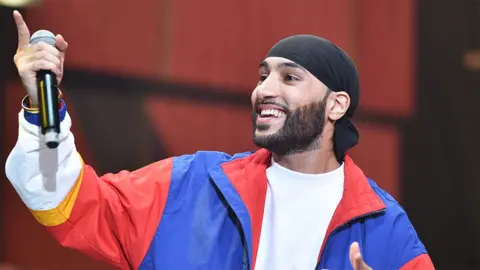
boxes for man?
[6,10,434,270]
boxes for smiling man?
[6,11,434,270]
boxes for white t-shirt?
[255,159,345,270]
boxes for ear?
[327,91,350,121]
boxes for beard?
[252,96,328,156]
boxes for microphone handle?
[37,70,60,148]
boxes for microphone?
[30,30,60,149]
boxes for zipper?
[336,208,386,230]
[243,242,250,270]
[241,227,250,270]
[315,208,387,270]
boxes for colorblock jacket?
[5,103,434,270]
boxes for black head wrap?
[266,35,359,162]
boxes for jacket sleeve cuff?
[23,98,67,126]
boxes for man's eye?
[285,74,299,81]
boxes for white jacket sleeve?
[5,108,82,211]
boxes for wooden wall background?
[1,0,414,268]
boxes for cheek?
[251,89,258,105]
[290,84,327,108]
[285,91,307,110]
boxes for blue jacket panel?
[140,150,431,270]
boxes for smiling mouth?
[255,103,287,124]
[259,108,286,118]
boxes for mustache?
[254,99,289,112]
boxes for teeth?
[260,109,285,118]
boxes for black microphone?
[30,30,60,149]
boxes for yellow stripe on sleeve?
[30,155,84,227]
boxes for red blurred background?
[1,0,479,269]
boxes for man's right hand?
[12,10,68,107]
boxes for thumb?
[349,242,372,270]
[13,10,31,50]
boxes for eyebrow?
[259,60,307,72]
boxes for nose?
[256,74,281,100]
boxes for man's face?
[251,57,331,155]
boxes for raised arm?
[5,11,173,269]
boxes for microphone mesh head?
[30,30,56,46]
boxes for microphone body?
[30,30,60,148]
[37,70,60,148]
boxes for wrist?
[21,90,63,113]
[23,96,39,111]
[22,90,67,127]
[28,97,39,108]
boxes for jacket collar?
[317,154,386,260]
[213,149,386,269]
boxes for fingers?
[13,11,69,53]
[15,43,62,68]
[54,35,67,79]
[13,10,31,50]
[55,34,68,52]
[352,253,366,270]
[29,50,61,67]
[12,11,67,86]
[349,242,372,270]
[349,242,360,268]
[29,42,62,58]
[22,60,62,78]
[15,43,63,79]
